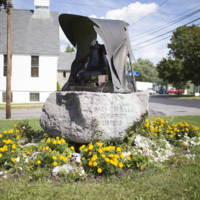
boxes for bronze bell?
[77,41,108,77]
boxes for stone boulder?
[40,91,149,143]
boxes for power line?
[133,22,200,51]
[131,9,200,42]
[132,4,200,38]
[133,17,200,47]
[130,0,170,26]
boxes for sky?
[12,0,200,65]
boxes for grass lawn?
[0,115,200,200]
[173,96,200,101]
[0,103,43,110]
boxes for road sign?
[134,71,139,76]
[126,70,139,76]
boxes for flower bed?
[0,118,199,179]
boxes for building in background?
[0,0,59,103]
[57,52,75,88]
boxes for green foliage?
[157,25,200,86]
[65,44,75,52]
[0,0,7,8]
[124,154,149,171]
[132,58,160,82]
[57,81,61,91]
[157,57,186,89]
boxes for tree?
[157,58,186,89]
[0,0,7,8]
[157,25,200,88]
[65,44,75,52]
[132,58,160,82]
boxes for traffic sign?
[134,71,139,76]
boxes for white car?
[144,88,156,95]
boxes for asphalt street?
[0,96,200,119]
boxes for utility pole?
[6,0,12,119]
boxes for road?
[0,96,200,119]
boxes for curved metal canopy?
[59,13,136,93]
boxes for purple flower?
[22,126,26,130]
[70,160,72,162]
[145,152,149,156]
[31,157,33,160]
[41,165,44,168]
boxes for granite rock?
[40,91,149,143]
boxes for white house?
[0,0,59,103]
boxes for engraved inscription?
[93,105,133,127]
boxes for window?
[3,55,7,76]
[30,93,40,102]
[31,56,39,77]
[63,71,66,78]
[2,92,13,103]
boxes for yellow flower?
[14,124,16,127]
[85,148,89,152]
[71,146,75,150]
[80,145,86,150]
[0,154,2,158]
[127,156,131,160]
[119,163,123,168]
[11,158,16,162]
[109,154,114,158]
[0,134,2,138]
[52,155,57,160]
[82,157,85,160]
[154,133,157,136]
[16,135,20,140]
[116,147,121,152]
[60,155,64,160]
[105,158,109,162]
[101,154,105,158]
[12,144,16,149]
[37,160,41,164]
[53,162,57,166]
[45,146,49,151]
[3,131,7,134]
[89,152,92,155]
[93,162,97,166]
[96,142,102,147]
[114,154,119,159]
[53,140,57,145]
[97,168,102,173]
[68,155,72,158]
[61,139,66,143]
[57,140,61,144]
[16,130,19,133]
[56,136,59,140]
[47,138,51,143]
[120,153,124,159]
[88,144,93,150]
[170,135,173,138]
[98,149,103,154]
[88,161,92,166]
[63,156,67,162]
[52,150,56,153]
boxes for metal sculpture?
[59,13,137,93]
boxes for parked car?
[166,88,184,94]
[144,88,156,95]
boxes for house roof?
[0,9,60,55]
[57,52,75,71]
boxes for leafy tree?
[65,44,75,52]
[132,58,160,82]
[157,25,200,88]
[0,0,7,8]
[157,58,186,89]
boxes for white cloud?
[105,2,158,25]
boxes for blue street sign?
[134,71,139,76]
[126,70,139,76]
